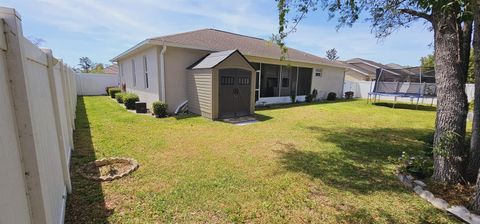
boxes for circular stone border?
[397,172,480,223]
[78,157,139,181]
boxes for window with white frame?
[131,59,136,87]
[315,68,323,77]
[143,56,149,88]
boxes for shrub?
[305,94,313,102]
[123,93,139,109]
[108,88,121,98]
[305,89,318,103]
[327,92,336,101]
[290,93,296,103]
[105,86,117,95]
[345,91,354,99]
[312,89,318,100]
[152,101,168,117]
[115,93,126,103]
[393,151,433,179]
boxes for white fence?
[76,73,119,95]
[0,7,76,224]
[344,81,475,103]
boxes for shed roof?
[188,49,253,70]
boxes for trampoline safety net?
[373,66,436,97]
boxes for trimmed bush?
[123,93,139,109]
[115,93,126,103]
[105,86,117,95]
[327,92,336,101]
[345,91,354,99]
[152,101,168,118]
[108,88,121,98]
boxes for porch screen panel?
[280,66,298,96]
[297,67,312,95]
[260,63,280,97]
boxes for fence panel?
[0,7,77,224]
[76,72,119,95]
[0,22,31,224]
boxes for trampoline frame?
[367,67,436,109]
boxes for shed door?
[219,69,252,119]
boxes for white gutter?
[160,43,167,102]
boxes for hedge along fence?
[0,7,77,224]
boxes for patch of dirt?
[426,180,475,206]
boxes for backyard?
[65,96,459,223]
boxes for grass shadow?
[65,97,112,223]
[373,102,437,111]
[275,126,434,195]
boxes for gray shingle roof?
[150,29,346,68]
[188,50,237,69]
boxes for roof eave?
[110,39,153,62]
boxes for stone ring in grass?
[78,157,139,181]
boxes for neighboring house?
[344,58,384,81]
[104,64,119,75]
[344,58,409,81]
[111,29,347,119]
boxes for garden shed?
[187,49,255,119]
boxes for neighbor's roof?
[104,64,119,74]
[112,29,347,69]
[344,58,406,77]
[188,49,252,70]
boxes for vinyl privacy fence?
[0,7,76,224]
[76,72,119,95]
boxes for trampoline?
[367,66,436,109]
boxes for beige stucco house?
[111,29,348,119]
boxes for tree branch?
[399,8,432,22]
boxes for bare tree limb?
[399,8,432,22]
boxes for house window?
[131,59,136,87]
[120,63,124,77]
[315,68,323,77]
[143,56,149,88]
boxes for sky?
[3,0,434,68]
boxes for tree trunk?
[467,0,480,183]
[431,10,469,184]
[471,169,480,213]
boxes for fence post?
[1,8,48,223]
[43,49,72,193]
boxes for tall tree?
[467,0,480,185]
[421,51,476,83]
[275,0,472,184]
[90,63,105,73]
[78,57,94,73]
[326,48,339,60]
[420,53,435,68]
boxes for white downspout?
[160,43,167,102]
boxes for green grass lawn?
[66,96,460,223]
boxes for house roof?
[103,64,119,74]
[188,49,253,70]
[112,29,347,69]
[344,58,406,78]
